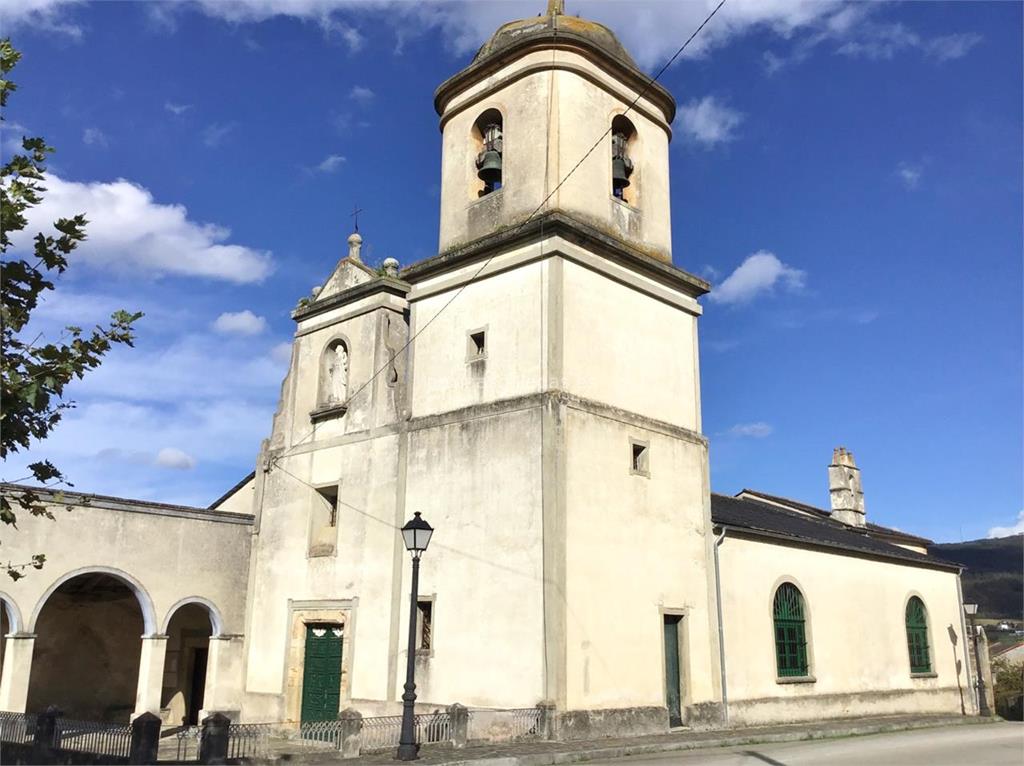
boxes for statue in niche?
[324,342,348,404]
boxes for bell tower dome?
[433,0,677,262]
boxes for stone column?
[0,634,36,712]
[199,635,244,721]
[133,635,168,719]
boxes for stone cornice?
[400,210,709,299]
[0,483,254,525]
[291,277,410,323]
[435,32,676,125]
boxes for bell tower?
[433,0,677,262]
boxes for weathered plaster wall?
[409,262,545,418]
[562,405,718,716]
[560,260,699,430]
[401,406,546,708]
[718,535,967,725]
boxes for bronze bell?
[476,149,502,185]
[612,156,632,190]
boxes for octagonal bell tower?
[434,0,677,262]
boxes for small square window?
[630,440,650,476]
[466,328,487,362]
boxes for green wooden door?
[300,624,343,723]
[663,615,683,727]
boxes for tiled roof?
[737,488,933,545]
[711,493,959,571]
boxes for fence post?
[129,711,162,765]
[537,701,557,741]
[31,706,61,765]
[448,703,468,748]
[199,712,231,765]
[338,707,363,758]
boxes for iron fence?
[173,725,202,762]
[54,717,132,759]
[298,718,344,748]
[467,707,544,742]
[226,722,272,760]
[508,708,543,738]
[360,712,451,753]
[0,712,35,744]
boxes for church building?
[0,2,978,737]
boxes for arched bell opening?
[611,114,638,205]
[472,108,504,198]
[160,603,215,727]
[27,572,148,721]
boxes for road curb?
[431,715,998,766]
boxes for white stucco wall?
[718,535,967,725]
[560,260,699,430]
[562,406,718,714]
[0,491,250,639]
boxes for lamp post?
[397,512,434,761]
[963,603,991,716]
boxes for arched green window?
[773,583,809,677]
[905,597,932,674]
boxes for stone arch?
[610,112,638,205]
[0,592,23,634]
[161,597,225,637]
[28,565,157,636]
[27,568,154,720]
[471,106,504,198]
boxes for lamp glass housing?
[963,603,979,616]
[401,512,434,553]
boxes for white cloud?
[213,310,267,335]
[11,174,273,283]
[897,161,923,190]
[202,122,235,148]
[676,96,743,148]
[710,251,806,305]
[729,422,774,438]
[924,33,983,62]
[988,511,1024,539]
[82,127,107,146]
[155,447,197,470]
[165,102,193,116]
[313,154,347,173]
[7,1,983,76]
[349,85,374,103]
[838,22,982,62]
[1,0,85,38]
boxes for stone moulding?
[310,402,349,423]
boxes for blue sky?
[2,1,1021,543]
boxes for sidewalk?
[260,713,997,765]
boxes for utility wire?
[276,0,727,460]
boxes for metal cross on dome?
[350,203,364,233]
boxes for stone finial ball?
[382,257,400,277]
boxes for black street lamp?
[963,603,991,716]
[397,512,434,761]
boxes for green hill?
[932,534,1023,619]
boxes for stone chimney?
[829,447,866,527]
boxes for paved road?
[587,723,1023,766]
